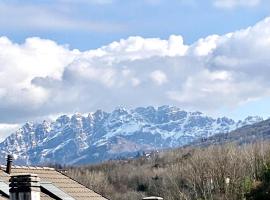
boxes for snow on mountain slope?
[0,106,263,165]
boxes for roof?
[0,165,108,200]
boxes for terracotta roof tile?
[0,166,108,200]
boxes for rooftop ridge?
[0,165,55,170]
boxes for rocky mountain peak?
[0,106,263,165]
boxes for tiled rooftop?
[0,166,108,200]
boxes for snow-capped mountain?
[0,106,263,165]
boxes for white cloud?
[1,17,270,123]
[88,35,188,62]
[213,0,261,8]
[150,70,168,85]
[0,124,20,142]
[190,35,220,56]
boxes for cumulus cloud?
[213,0,261,8]
[1,17,270,123]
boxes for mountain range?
[191,117,270,147]
[0,106,263,165]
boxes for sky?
[0,0,270,139]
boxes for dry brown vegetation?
[66,142,270,200]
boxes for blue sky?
[0,0,270,138]
[1,0,269,49]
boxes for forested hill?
[66,140,270,200]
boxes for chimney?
[9,174,41,200]
[6,155,13,174]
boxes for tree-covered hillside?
[66,142,270,200]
